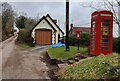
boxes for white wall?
[31,17,64,44]
[46,17,64,43]
[32,19,55,44]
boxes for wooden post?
[66,0,70,51]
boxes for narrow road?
[2,35,17,67]
[0,35,18,80]
[1,35,51,80]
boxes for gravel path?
[1,35,51,80]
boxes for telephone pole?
[66,0,70,51]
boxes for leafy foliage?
[69,33,90,47]
[0,15,2,42]
[113,37,120,53]
[16,16,37,47]
[17,29,30,43]
[25,18,37,30]
[16,16,26,29]
[2,2,14,41]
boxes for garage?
[35,29,52,45]
[31,14,64,45]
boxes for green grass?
[18,43,30,48]
[58,53,120,80]
[48,46,88,60]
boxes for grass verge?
[58,53,120,80]
[48,46,88,60]
[18,43,30,48]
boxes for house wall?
[31,19,56,44]
[46,17,64,43]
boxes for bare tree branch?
[104,1,112,11]
[106,0,120,31]
[116,0,120,6]
[89,4,99,10]
[90,0,120,37]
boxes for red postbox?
[76,30,80,40]
[90,10,113,55]
[76,30,80,50]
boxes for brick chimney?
[70,23,73,29]
[70,24,73,35]
[53,19,57,24]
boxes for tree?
[16,15,26,29]
[15,15,37,30]
[86,0,120,37]
[104,0,120,37]
[2,2,14,40]
[113,37,120,53]
[25,17,37,30]
[16,15,37,46]
[0,12,2,42]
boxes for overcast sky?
[1,0,118,37]
[9,2,93,26]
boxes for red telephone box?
[90,10,113,55]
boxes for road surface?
[1,35,51,80]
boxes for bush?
[113,37,120,53]
[69,34,77,46]
[80,33,90,47]
[16,29,32,47]
[2,30,13,41]
[69,33,90,47]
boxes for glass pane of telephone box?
[101,19,110,45]
[102,20,110,23]
[101,47,108,51]
[92,32,95,36]
[92,44,95,50]
[102,30,109,36]
[101,43,109,46]
[102,23,110,27]
[102,39,109,42]
[91,20,95,51]
[102,20,110,27]
[92,39,94,43]
[102,35,109,39]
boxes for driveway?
[1,35,51,80]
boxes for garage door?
[35,29,52,44]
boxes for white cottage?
[31,14,64,45]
